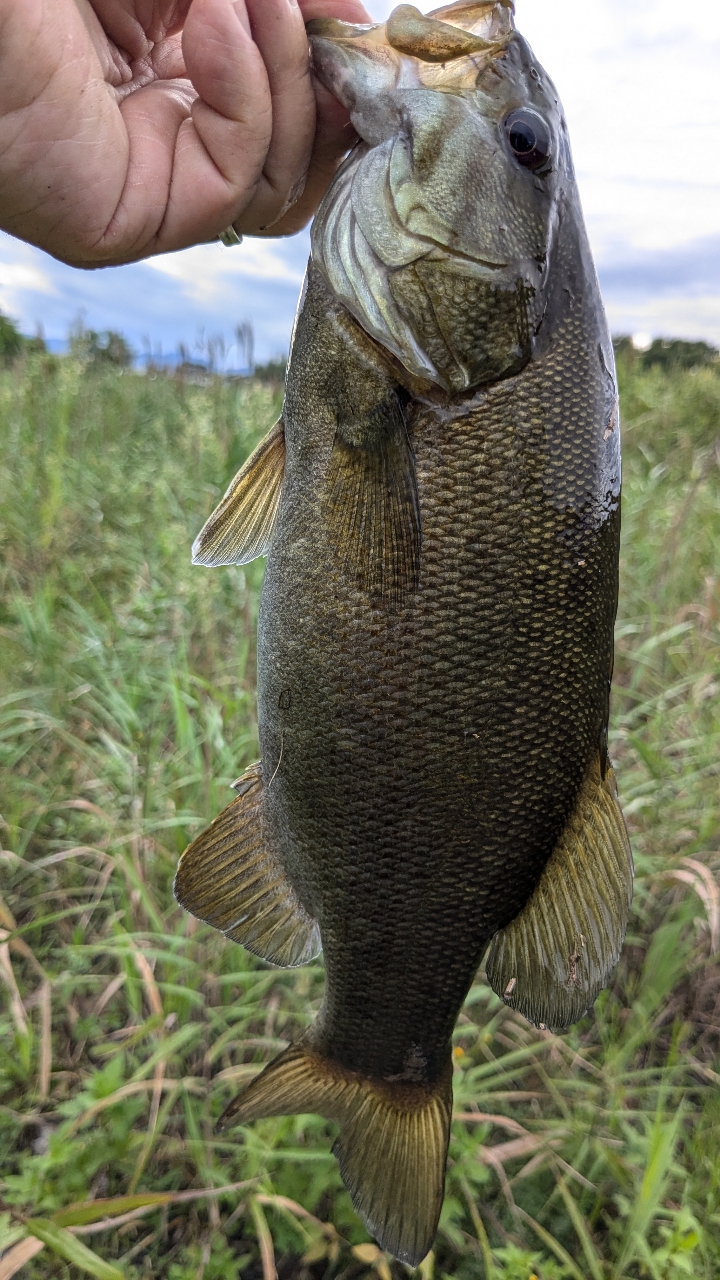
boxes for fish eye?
[504,109,551,172]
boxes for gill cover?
[309,1,564,392]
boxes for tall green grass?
[0,349,719,1280]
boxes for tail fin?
[222,1041,453,1266]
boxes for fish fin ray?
[222,1041,452,1267]
[173,763,320,968]
[485,755,633,1031]
[192,419,285,566]
[323,399,420,608]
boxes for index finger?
[255,0,372,236]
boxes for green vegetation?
[0,342,719,1280]
[67,322,134,369]
[253,358,287,386]
[0,314,46,361]
[614,336,719,376]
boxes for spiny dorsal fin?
[192,419,285,567]
[485,755,633,1032]
[222,1040,452,1267]
[323,398,421,609]
[173,762,320,968]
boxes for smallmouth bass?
[175,0,632,1263]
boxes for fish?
[174,0,632,1265]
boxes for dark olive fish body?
[265,247,619,1085]
[176,3,631,1263]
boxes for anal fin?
[173,763,320,968]
[485,755,633,1032]
[222,1040,452,1267]
[192,419,285,567]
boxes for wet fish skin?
[176,2,631,1263]
[261,246,619,1080]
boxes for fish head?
[308,2,516,142]
[308,2,572,392]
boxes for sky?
[0,0,718,364]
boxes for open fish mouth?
[306,1,515,61]
[307,2,515,103]
[307,0,556,392]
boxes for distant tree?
[253,357,287,385]
[69,318,134,367]
[0,310,26,358]
[24,331,47,355]
[97,330,134,367]
[641,338,718,372]
[614,335,718,374]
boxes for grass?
[0,346,719,1280]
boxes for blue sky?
[0,0,718,363]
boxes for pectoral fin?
[192,419,285,566]
[323,396,421,608]
[174,763,320,968]
[485,755,633,1032]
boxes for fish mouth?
[307,1,515,103]
[305,2,515,58]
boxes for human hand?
[0,0,370,268]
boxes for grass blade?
[24,1219,125,1279]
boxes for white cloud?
[605,294,720,346]
[146,239,306,306]
[0,243,55,316]
[0,1,717,349]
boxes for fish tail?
[221,1040,453,1266]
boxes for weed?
[0,353,719,1278]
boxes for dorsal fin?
[192,419,285,567]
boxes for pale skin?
[0,0,371,268]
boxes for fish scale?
[176,1,632,1263]
[253,257,617,1064]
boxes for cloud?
[0,229,310,362]
[0,241,56,319]
[0,261,54,294]
[147,238,307,306]
[597,236,720,343]
[599,237,720,303]
[604,295,720,347]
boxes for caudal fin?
[222,1041,453,1266]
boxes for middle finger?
[236,0,316,233]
